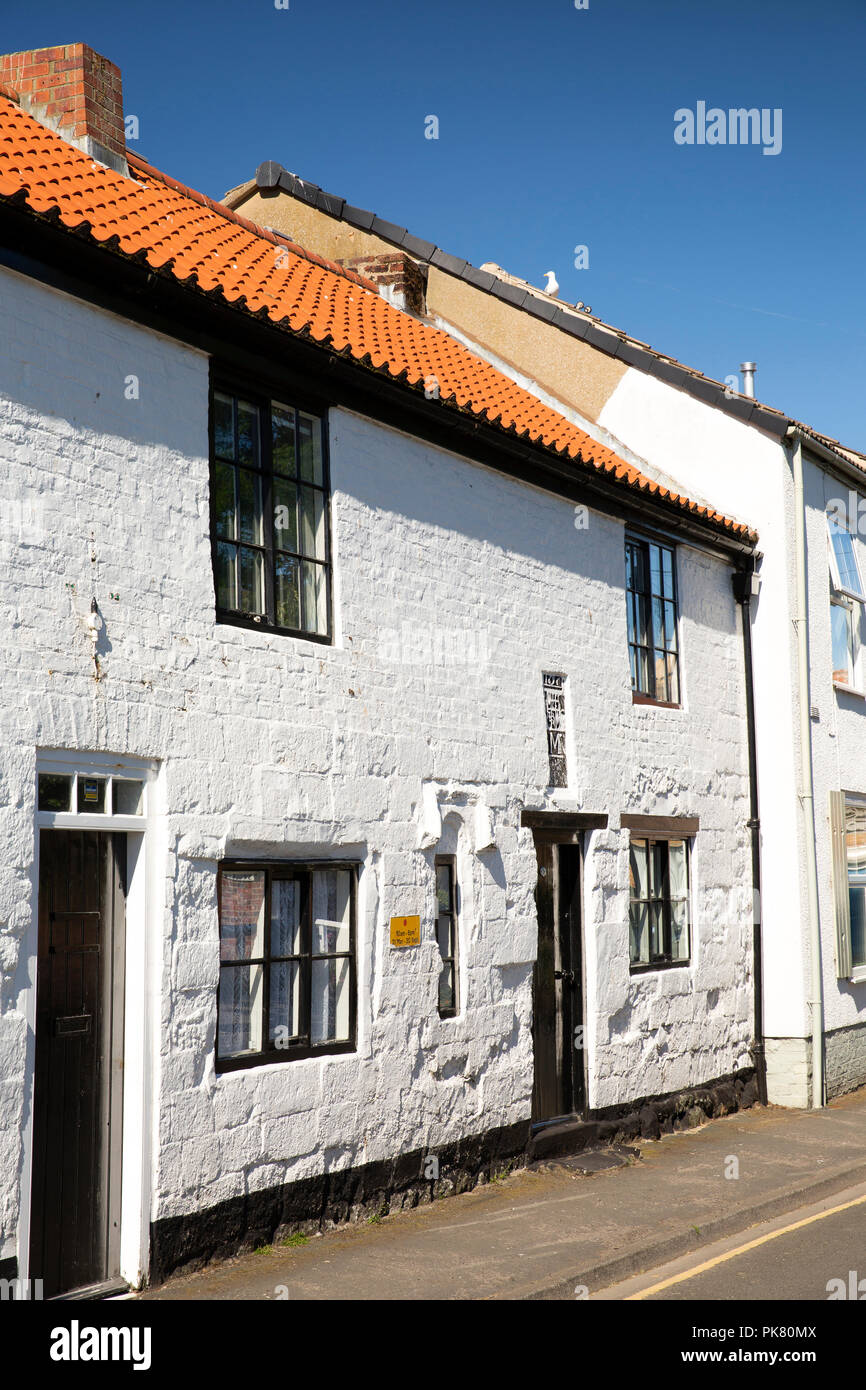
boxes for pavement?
[139,1087,866,1301]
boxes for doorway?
[29,829,127,1298]
[531,839,586,1122]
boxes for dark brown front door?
[532,840,585,1122]
[30,830,126,1298]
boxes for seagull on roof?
[542,270,560,298]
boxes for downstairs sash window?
[217,862,357,1069]
[629,837,691,970]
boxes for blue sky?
[6,0,864,444]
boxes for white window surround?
[36,748,157,826]
[37,772,148,829]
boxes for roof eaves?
[788,421,866,476]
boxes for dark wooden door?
[30,830,126,1298]
[532,841,585,1121]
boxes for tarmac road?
[593,1180,866,1301]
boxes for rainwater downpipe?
[732,560,767,1105]
[787,426,825,1108]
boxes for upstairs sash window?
[626,537,680,706]
[828,512,864,689]
[212,386,331,640]
[828,514,864,599]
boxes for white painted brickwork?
[0,268,752,1257]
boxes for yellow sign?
[390,915,421,948]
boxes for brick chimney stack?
[0,43,127,173]
[338,253,428,316]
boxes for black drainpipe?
[732,561,768,1105]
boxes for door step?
[528,1116,599,1162]
[49,1277,131,1302]
[528,1116,641,1166]
[529,1145,640,1175]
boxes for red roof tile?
[0,97,755,544]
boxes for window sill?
[630,960,691,975]
[216,1041,356,1073]
[632,694,682,710]
[833,680,866,699]
[849,966,866,985]
[215,611,332,645]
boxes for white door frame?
[22,749,161,1290]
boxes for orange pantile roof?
[0,95,755,544]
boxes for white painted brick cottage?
[0,44,760,1295]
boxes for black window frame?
[434,855,459,1019]
[625,534,681,707]
[209,373,333,644]
[216,859,358,1072]
[628,836,691,972]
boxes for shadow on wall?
[330,409,737,640]
[0,267,209,459]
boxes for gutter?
[786,426,825,1108]
[732,561,768,1104]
